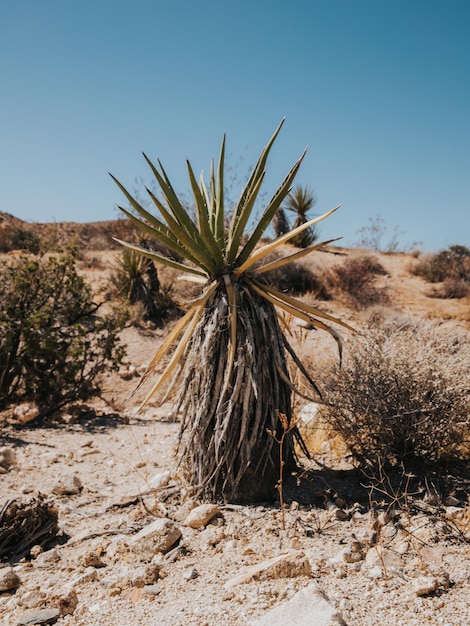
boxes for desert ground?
[1,214,469,625]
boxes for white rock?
[250,583,347,626]
[225,550,312,588]
[130,518,182,559]
[52,474,83,495]
[148,470,171,490]
[65,568,98,589]
[445,506,465,521]
[183,503,221,529]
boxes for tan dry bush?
[329,254,389,309]
[317,317,470,473]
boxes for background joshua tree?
[283,185,319,248]
[111,120,351,503]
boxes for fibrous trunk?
[174,279,299,503]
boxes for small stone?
[445,506,465,521]
[79,549,106,568]
[16,608,61,625]
[65,567,98,588]
[56,588,78,616]
[130,518,182,558]
[52,474,82,495]
[148,470,171,490]
[140,584,161,599]
[250,583,346,626]
[35,548,61,568]
[183,503,221,529]
[29,545,43,559]
[0,567,21,591]
[412,575,438,596]
[12,403,38,424]
[224,550,312,588]
[18,589,47,609]
[444,495,460,507]
[182,566,199,580]
[368,565,383,579]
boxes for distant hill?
[0,211,139,250]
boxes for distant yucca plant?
[111,120,352,502]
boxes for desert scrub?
[412,245,470,299]
[111,245,180,325]
[0,250,127,418]
[111,120,352,502]
[317,317,470,474]
[330,254,388,308]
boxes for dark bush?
[259,256,330,299]
[0,251,127,417]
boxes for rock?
[0,567,21,591]
[52,474,82,495]
[35,548,62,568]
[79,548,106,568]
[337,541,365,563]
[131,560,162,587]
[65,567,98,588]
[250,583,347,626]
[130,518,182,559]
[183,503,221,529]
[182,566,199,580]
[16,608,61,625]
[148,470,171,490]
[140,584,161,599]
[19,589,47,609]
[224,550,312,588]
[412,575,438,596]
[0,446,17,469]
[445,506,465,521]
[444,495,460,507]
[12,403,38,424]
[53,588,78,616]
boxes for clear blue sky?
[1,1,469,251]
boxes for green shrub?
[317,318,470,474]
[331,254,388,308]
[0,251,127,417]
[111,246,180,325]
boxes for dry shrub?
[431,278,470,300]
[330,254,388,308]
[413,245,470,285]
[317,317,470,474]
[260,259,330,299]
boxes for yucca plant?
[111,120,353,503]
[284,185,319,248]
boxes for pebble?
[52,474,83,495]
[183,504,221,529]
[0,567,21,591]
